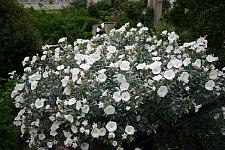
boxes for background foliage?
[0,79,20,150]
[0,0,41,78]
[28,8,97,45]
[163,0,225,68]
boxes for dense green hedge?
[28,8,98,45]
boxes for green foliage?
[87,0,113,22]
[115,0,154,28]
[0,0,41,78]
[87,0,153,28]
[163,0,225,68]
[0,79,20,150]
[28,8,97,45]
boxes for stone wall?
[17,0,72,10]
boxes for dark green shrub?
[0,0,41,78]
[28,8,97,44]
[0,79,20,150]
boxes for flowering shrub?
[12,23,225,150]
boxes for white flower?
[192,59,201,68]
[167,61,174,69]
[109,62,119,68]
[166,45,173,53]
[120,82,129,91]
[148,45,156,52]
[104,105,115,115]
[112,141,118,146]
[63,87,71,95]
[76,101,82,110]
[80,143,89,150]
[82,120,88,126]
[31,81,38,90]
[122,133,127,139]
[121,92,131,102]
[91,128,100,138]
[153,75,162,81]
[57,65,65,71]
[15,83,25,91]
[116,74,127,83]
[126,106,131,111]
[168,32,179,43]
[125,45,134,51]
[67,98,76,105]
[43,71,49,78]
[113,91,122,102]
[108,132,115,139]
[205,80,215,91]
[152,57,161,61]
[71,125,78,133]
[106,121,117,132]
[80,63,91,71]
[82,105,90,114]
[64,114,74,123]
[96,73,107,83]
[148,61,162,69]
[41,55,46,61]
[171,59,182,68]
[58,37,67,43]
[96,27,101,33]
[119,60,130,71]
[35,98,45,109]
[137,22,142,27]
[194,104,202,113]
[206,55,218,62]
[157,86,168,97]
[23,56,29,62]
[98,101,104,108]
[152,66,161,74]
[125,125,135,135]
[99,127,106,136]
[209,70,218,80]
[162,30,168,35]
[164,70,175,80]
[47,142,53,148]
[61,76,70,87]
[71,68,80,75]
[183,58,191,66]
[107,46,117,53]
[38,133,46,140]
[136,63,146,70]
[22,56,29,66]
[178,72,189,83]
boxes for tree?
[0,0,41,78]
